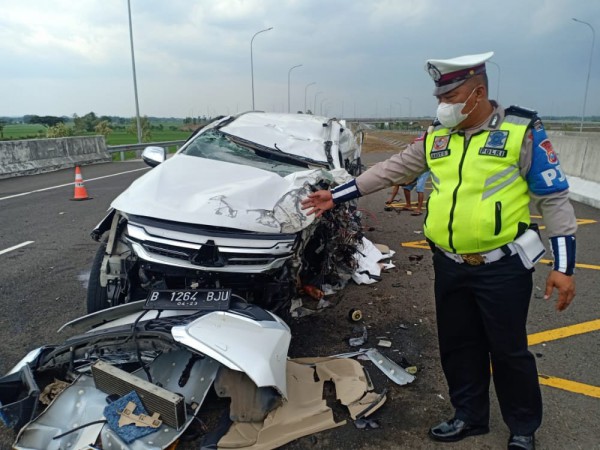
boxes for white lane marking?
[0,241,35,256]
[0,167,150,202]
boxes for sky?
[1,0,599,119]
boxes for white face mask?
[436,88,477,128]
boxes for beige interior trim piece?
[214,367,283,423]
[218,358,387,449]
[314,358,369,406]
[218,361,342,449]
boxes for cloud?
[0,0,598,117]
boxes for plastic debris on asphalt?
[349,325,368,347]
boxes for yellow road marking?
[538,374,600,399]
[401,239,430,249]
[386,202,428,210]
[529,215,596,230]
[576,218,597,225]
[400,241,600,270]
[539,259,600,270]
[568,262,600,270]
[531,320,600,398]
[528,319,600,346]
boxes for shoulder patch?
[526,120,569,195]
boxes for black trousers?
[433,251,542,435]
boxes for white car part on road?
[171,310,291,398]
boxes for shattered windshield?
[181,129,309,177]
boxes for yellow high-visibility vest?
[424,115,531,253]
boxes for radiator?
[91,360,186,429]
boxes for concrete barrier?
[548,131,600,209]
[0,136,111,179]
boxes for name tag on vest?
[430,149,451,159]
[479,147,507,157]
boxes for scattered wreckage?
[0,298,415,449]
[0,113,415,449]
[86,112,382,319]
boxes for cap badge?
[427,63,442,81]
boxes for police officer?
[301,52,576,450]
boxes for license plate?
[144,289,231,311]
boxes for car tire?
[86,241,111,313]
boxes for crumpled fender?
[171,310,291,398]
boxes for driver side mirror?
[141,146,166,167]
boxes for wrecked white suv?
[87,112,364,317]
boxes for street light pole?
[394,102,402,117]
[404,97,412,118]
[127,0,142,143]
[304,82,316,113]
[320,98,328,115]
[250,27,273,111]
[314,91,323,116]
[572,18,596,132]
[488,61,501,102]
[287,64,302,113]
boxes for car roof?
[217,112,353,166]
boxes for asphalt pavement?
[0,161,150,374]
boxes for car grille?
[141,242,275,266]
[126,217,297,273]
[142,243,191,260]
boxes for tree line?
[0,113,214,141]
[21,112,152,140]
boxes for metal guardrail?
[107,140,187,161]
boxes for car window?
[181,130,308,177]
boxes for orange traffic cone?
[71,166,91,201]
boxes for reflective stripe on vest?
[424,116,531,253]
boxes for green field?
[1,123,191,145]
[106,129,191,145]
[1,124,47,139]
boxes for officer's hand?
[301,190,334,217]
[544,271,575,311]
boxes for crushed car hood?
[111,154,350,234]
[219,113,355,166]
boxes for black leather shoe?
[508,434,535,450]
[428,418,489,442]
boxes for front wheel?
[86,241,129,313]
